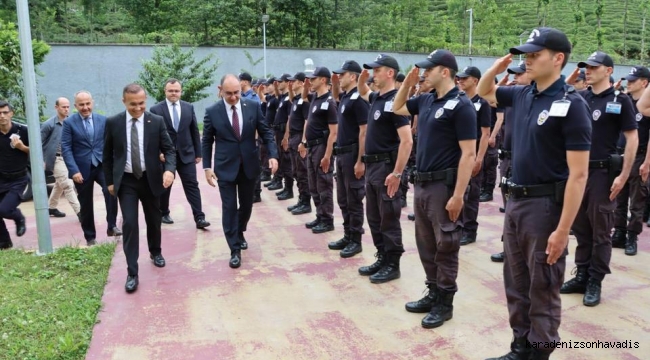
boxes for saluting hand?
[546,229,569,265]
[269,158,279,175]
[492,54,514,75]
[404,67,420,89]
[302,79,310,99]
[445,195,463,222]
[359,69,370,86]
[566,68,581,85]
[205,169,217,187]
[331,73,340,86]
[162,171,174,188]
[497,74,510,86]
[609,175,627,201]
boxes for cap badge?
[428,50,437,59]
[537,110,549,125]
[630,68,638,74]
[527,29,540,43]
[375,54,383,61]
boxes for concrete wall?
[37,45,637,119]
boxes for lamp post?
[466,8,473,56]
[262,14,269,77]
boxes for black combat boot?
[277,188,294,201]
[460,232,477,246]
[421,288,454,328]
[583,277,602,307]
[328,232,350,250]
[305,216,321,229]
[287,194,303,212]
[479,190,493,202]
[340,233,362,258]
[369,253,401,284]
[405,284,438,313]
[312,221,334,234]
[485,336,532,360]
[611,228,627,249]
[560,266,589,294]
[358,251,385,276]
[490,251,505,262]
[292,196,312,215]
[625,232,638,256]
[267,177,283,190]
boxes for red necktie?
[231,105,241,139]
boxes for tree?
[0,19,50,118]
[137,44,220,103]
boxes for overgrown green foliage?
[137,44,220,103]
[3,0,650,63]
[0,243,116,360]
[0,19,50,118]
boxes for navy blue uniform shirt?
[366,89,410,155]
[503,106,514,151]
[305,92,337,141]
[496,76,592,185]
[0,122,29,173]
[471,94,492,151]
[337,88,369,146]
[289,95,310,135]
[265,94,279,125]
[406,87,477,172]
[274,93,292,126]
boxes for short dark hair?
[0,100,13,111]
[445,67,457,79]
[550,50,570,69]
[123,83,145,96]
[164,78,181,88]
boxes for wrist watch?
[392,172,402,179]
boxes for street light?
[466,8,473,56]
[518,31,528,61]
[262,14,269,77]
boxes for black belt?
[0,169,27,180]
[412,168,456,184]
[498,149,511,160]
[306,137,326,148]
[362,151,397,164]
[508,181,564,200]
[589,159,609,169]
[333,143,358,155]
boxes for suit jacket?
[61,112,106,180]
[40,115,63,173]
[103,111,176,196]
[202,98,278,182]
[150,100,201,165]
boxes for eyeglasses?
[223,90,240,96]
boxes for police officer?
[393,50,476,328]
[561,51,638,307]
[612,66,650,256]
[356,54,413,284]
[0,100,28,249]
[479,27,591,360]
[456,66,491,246]
[480,102,503,202]
[284,72,312,215]
[261,77,282,190]
[489,62,531,263]
[239,72,260,102]
[327,60,370,258]
[273,73,295,200]
[395,73,405,90]
[300,67,338,234]
[574,69,588,90]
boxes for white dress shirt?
[225,100,243,137]
[165,99,181,128]
[125,113,146,173]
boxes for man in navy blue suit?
[202,74,279,269]
[61,91,120,246]
[150,79,210,229]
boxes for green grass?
[0,243,116,360]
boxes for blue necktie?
[172,103,180,131]
[84,117,94,143]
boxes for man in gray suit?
[41,97,81,219]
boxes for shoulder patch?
[636,112,643,122]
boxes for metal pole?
[16,0,53,254]
[263,23,267,77]
[467,8,473,56]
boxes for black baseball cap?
[510,27,572,55]
[333,60,363,74]
[414,49,458,72]
[278,73,292,82]
[238,72,253,82]
[396,73,405,82]
[457,66,481,79]
[264,76,276,85]
[578,51,614,68]
[307,66,331,79]
[363,54,400,71]
[507,61,526,74]
[288,72,306,82]
[623,66,650,81]
[576,69,586,81]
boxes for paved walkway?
[13,169,650,359]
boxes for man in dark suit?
[202,74,279,269]
[61,91,121,246]
[103,83,176,293]
[150,79,210,229]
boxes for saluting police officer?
[456,66,491,245]
[480,102,503,202]
[574,69,588,91]
[262,77,283,191]
[393,50,476,329]
[561,51,638,307]
[356,54,413,284]
[327,60,370,258]
[0,100,28,249]
[284,72,312,215]
[273,73,295,201]
[478,28,592,360]
[299,67,338,234]
[612,66,650,256]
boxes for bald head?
[219,74,242,106]
[55,97,70,120]
[74,90,93,118]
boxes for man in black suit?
[202,74,278,269]
[150,79,210,229]
[103,83,176,293]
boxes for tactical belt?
[0,169,27,180]
[508,181,566,203]
[412,168,452,182]
[333,143,358,155]
[498,149,512,160]
[306,137,326,148]
[362,151,397,164]
[589,159,609,169]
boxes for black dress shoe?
[49,208,66,217]
[107,227,122,237]
[0,241,13,250]
[267,182,283,191]
[239,233,248,250]
[460,233,476,246]
[490,252,505,262]
[15,217,26,237]
[150,253,166,267]
[230,250,242,268]
[312,222,334,234]
[305,218,321,229]
[161,215,174,224]
[408,213,415,221]
[125,275,139,293]
[87,239,97,246]
[196,218,211,229]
